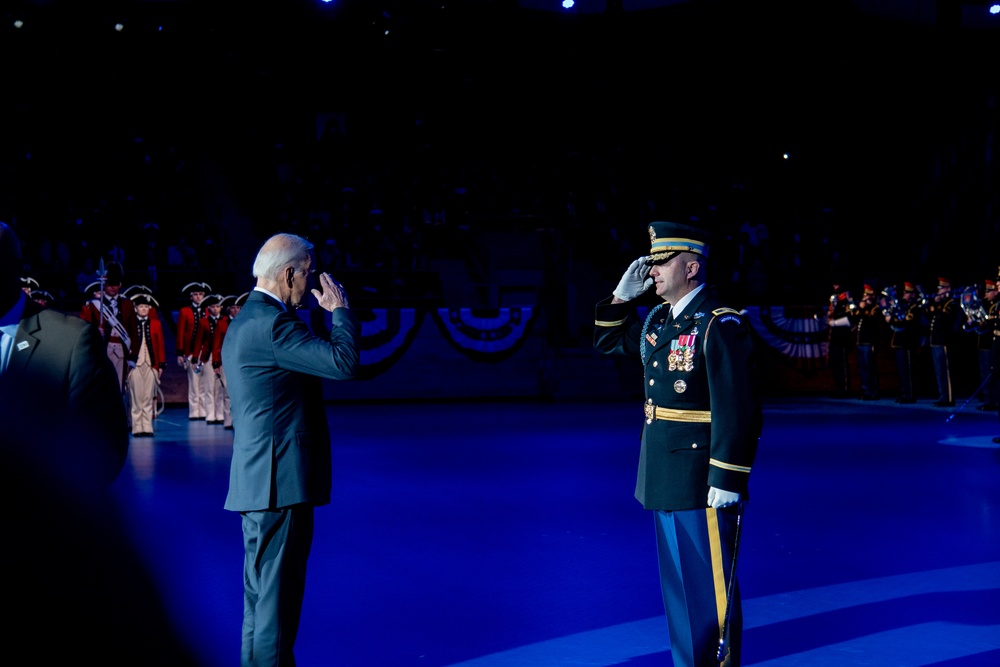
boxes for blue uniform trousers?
[655,507,742,667]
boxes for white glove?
[707,486,740,509]
[613,257,653,301]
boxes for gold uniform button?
[649,379,655,386]
[652,360,658,367]
[691,443,698,449]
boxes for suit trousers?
[655,507,742,667]
[186,358,205,418]
[241,506,315,667]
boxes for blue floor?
[109,397,1000,666]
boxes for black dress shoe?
[224,425,234,430]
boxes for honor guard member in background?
[195,294,226,424]
[214,293,245,430]
[80,261,138,395]
[886,282,924,404]
[176,281,211,420]
[123,285,159,320]
[825,283,855,397]
[595,221,762,667]
[988,268,1000,443]
[965,278,998,411]
[128,293,166,437]
[851,284,883,400]
[927,277,958,407]
[976,276,1000,412]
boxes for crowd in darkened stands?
[6,100,985,351]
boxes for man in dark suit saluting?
[223,232,360,666]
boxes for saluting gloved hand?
[707,486,740,509]
[613,257,653,301]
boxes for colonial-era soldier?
[128,293,166,437]
[851,284,883,400]
[176,281,211,420]
[927,277,958,407]
[886,282,925,404]
[79,261,139,395]
[194,294,225,424]
[214,293,247,430]
[595,221,762,667]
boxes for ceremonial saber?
[717,501,746,664]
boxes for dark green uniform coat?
[595,287,761,510]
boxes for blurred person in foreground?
[223,233,360,666]
[595,221,762,667]
[0,221,202,663]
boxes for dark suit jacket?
[0,298,129,491]
[222,289,360,512]
[595,287,762,510]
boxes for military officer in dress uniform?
[927,277,958,407]
[127,293,166,437]
[176,281,211,420]
[851,284,883,400]
[595,221,762,667]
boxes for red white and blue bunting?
[430,307,537,363]
[742,305,827,360]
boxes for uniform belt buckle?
[643,402,655,424]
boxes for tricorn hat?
[20,276,39,291]
[645,221,711,265]
[200,293,222,308]
[131,293,160,308]
[234,292,249,308]
[181,281,212,295]
[83,281,102,295]
[31,289,54,304]
[123,284,153,298]
[219,294,237,309]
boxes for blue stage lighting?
[990,4,999,15]
[562,0,575,8]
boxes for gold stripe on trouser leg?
[706,508,731,666]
